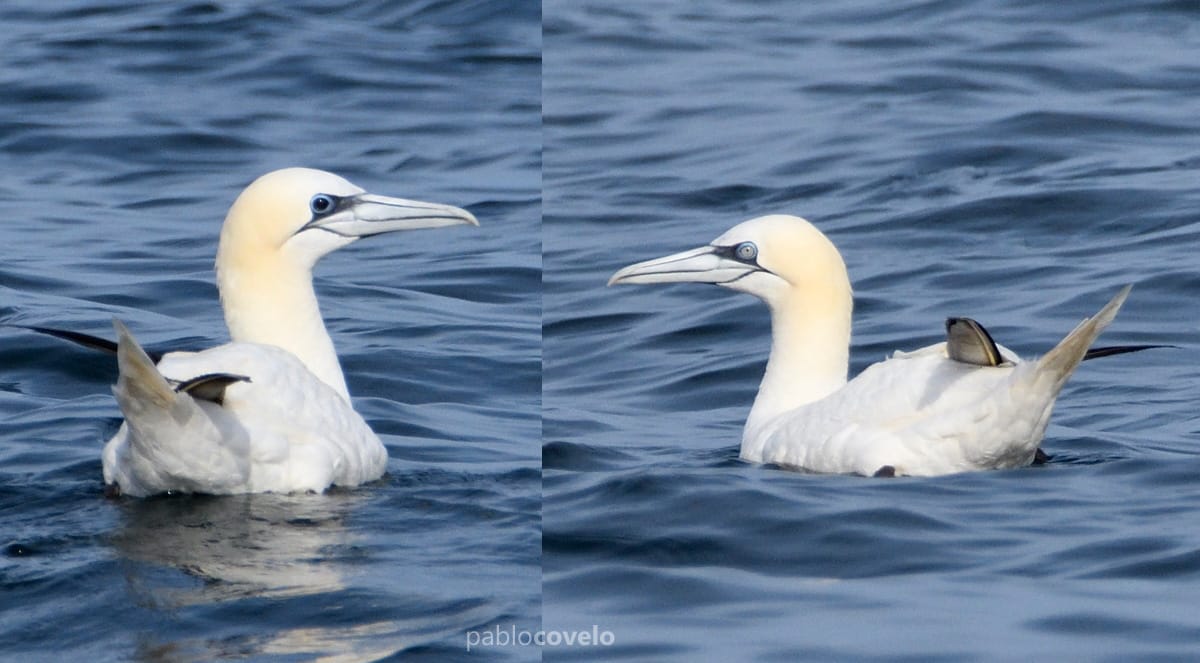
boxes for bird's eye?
[310,194,336,215]
[735,241,758,261]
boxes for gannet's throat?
[217,251,351,400]
[746,287,852,435]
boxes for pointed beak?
[303,193,478,238]
[608,245,755,286]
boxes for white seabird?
[609,214,1134,477]
[96,167,478,496]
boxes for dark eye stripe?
[712,242,759,266]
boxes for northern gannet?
[609,214,1138,477]
[71,167,477,497]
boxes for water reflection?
[111,491,363,607]
[108,490,502,661]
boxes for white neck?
[744,290,852,437]
[216,254,350,401]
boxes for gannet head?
[609,214,855,429]
[213,167,478,400]
[608,214,850,311]
[217,167,478,273]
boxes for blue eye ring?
[735,241,758,261]
[310,194,336,215]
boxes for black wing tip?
[174,373,251,405]
[16,325,119,354]
[1083,344,1176,361]
[11,323,166,363]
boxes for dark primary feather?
[12,323,250,406]
[171,373,251,405]
[12,324,165,363]
[1082,345,1175,361]
[945,317,1008,367]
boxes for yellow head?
[217,167,478,275]
[609,214,851,313]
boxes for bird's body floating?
[89,167,479,496]
[609,214,1138,477]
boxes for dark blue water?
[0,1,540,661]
[545,0,1200,660]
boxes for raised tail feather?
[110,318,201,491]
[108,320,250,495]
[113,319,176,409]
[1036,285,1132,391]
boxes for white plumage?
[610,214,1131,477]
[100,168,477,496]
[104,324,387,496]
